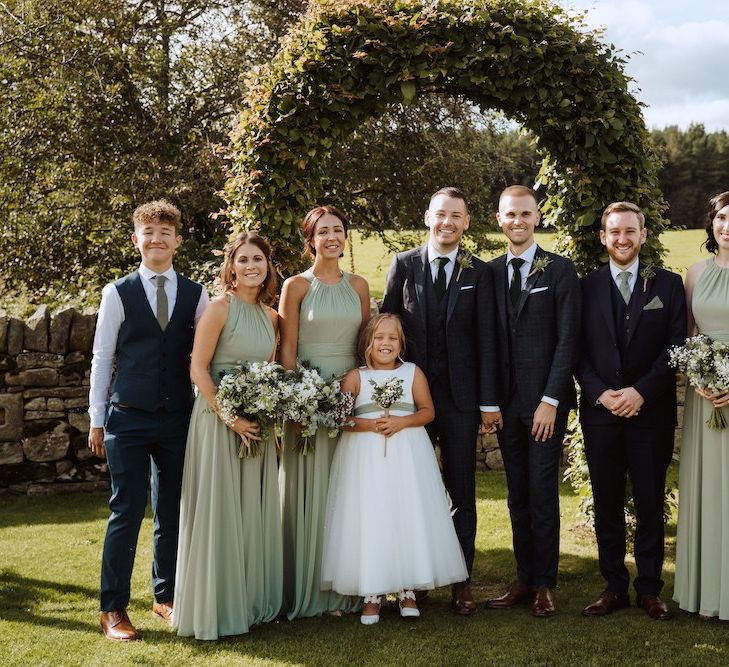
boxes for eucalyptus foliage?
[227,0,665,274]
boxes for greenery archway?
[226,0,664,274]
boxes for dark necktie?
[434,256,449,302]
[155,274,168,330]
[509,257,525,307]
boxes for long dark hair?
[704,191,729,254]
[218,232,277,305]
[300,205,349,258]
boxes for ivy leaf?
[400,80,416,105]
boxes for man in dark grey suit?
[382,187,500,615]
[486,185,580,617]
[577,201,685,620]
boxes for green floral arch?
[226,0,664,274]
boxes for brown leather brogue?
[582,590,629,616]
[637,594,672,620]
[486,581,534,609]
[451,582,477,616]
[532,586,557,617]
[100,609,140,641]
[152,600,174,625]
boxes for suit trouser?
[497,400,568,588]
[100,404,190,611]
[426,383,480,579]
[582,421,674,597]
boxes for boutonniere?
[639,265,656,292]
[527,255,552,278]
[455,251,473,281]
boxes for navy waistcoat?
[110,271,202,412]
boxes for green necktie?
[618,271,631,304]
[509,257,525,307]
[155,274,168,330]
[434,256,449,302]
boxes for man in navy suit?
[486,185,580,617]
[382,187,500,614]
[88,201,207,640]
[577,201,686,620]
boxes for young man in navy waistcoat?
[88,200,208,640]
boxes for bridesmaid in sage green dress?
[279,205,371,618]
[174,233,282,639]
[674,191,729,620]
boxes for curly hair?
[132,200,182,231]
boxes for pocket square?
[643,296,663,310]
[460,285,474,291]
[530,286,549,294]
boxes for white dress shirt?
[504,242,558,409]
[88,264,209,428]
[506,241,538,290]
[609,257,639,295]
[427,243,460,286]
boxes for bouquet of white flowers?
[283,364,356,454]
[670,334,729,430]
[215,361,289,458]
[369,376,405,455]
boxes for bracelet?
[215,405,238,429]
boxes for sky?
[560,0,729,131]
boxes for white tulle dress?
[321,362,467,596]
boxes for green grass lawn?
[1,467,727,666]
[345,229,708,298]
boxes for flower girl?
[321,314,467,625]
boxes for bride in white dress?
[321,314,467,625]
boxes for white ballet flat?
[398,590,420,619]
[361,595,381,626]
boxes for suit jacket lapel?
[446,251,466,323]
[626,261,651,348]
[597,264,618,345]
[412,246,428,312]
[493,254,508,332]
[514,245,545,320]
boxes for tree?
[0,0,254,295]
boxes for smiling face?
[232,241,268,289]
[310,213,347,259]
[712,203,729,253]
[367,317,403,369]
[132,221,182,272]
[600,210,647,268]
[496,193,540,252]
[425,194,470,254]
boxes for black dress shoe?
[532,586,557,617]
[637,594,672,620]
[582,590,629,616]
[486,581,534,609]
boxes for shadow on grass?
[0,493,110,528]
[0,569,100,633]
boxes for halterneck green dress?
[279,269,363,618]
[674,259,729,619]
[174,297,283,639]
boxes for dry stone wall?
[0,303,686,495]
[0,306,109,495]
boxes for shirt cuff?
[541,396,559,408]
[480,406,500,412]
[88,405,107,429]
